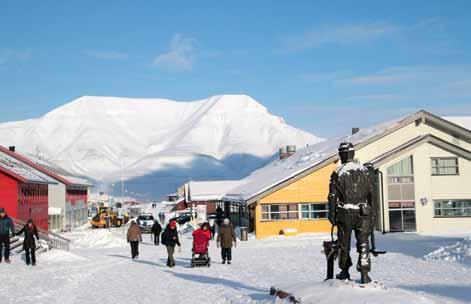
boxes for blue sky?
[1,1,470,137]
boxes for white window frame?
[434,199,471,217]
[431,157,459,176]
[260,204,299,221]
[299,203,329,220]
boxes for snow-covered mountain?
[0,95,322,198]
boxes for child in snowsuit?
[217,218,236,264]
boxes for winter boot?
[336,269,351,281]
[32,262,36,266]
[360,271,372,284]
[222,259,226,264]
[227,260,231,265]
[5,259,11,264]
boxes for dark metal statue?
[327,142,377,284]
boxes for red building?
[0,146,91,231]
[0,149,57,230]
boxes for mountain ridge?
[0,94,323,198]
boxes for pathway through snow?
[2,229,471,304]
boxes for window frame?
[299,203,329,220]
[434,199,471,218]
[431,157,459,176]
[260,203,299,221]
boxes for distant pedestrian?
[161,219,181,267]
[127,221,142,259]
[217,218,236,264]
[151,220,162,246]
[0,207,15,264]
[16,219,39,266]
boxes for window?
[431,158,459,175]
[387,156,414,184]
[261,204,298,221]
[434,200,471,217]
[300,203,328,219]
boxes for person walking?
[217,218,237,264]
[151,220,162,246]
[161,219,180,267]
[0,208,15,264]
[16,219,39,266]
[127,221,142,259]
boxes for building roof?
[224,110,471,204]
[25,154,93,187]
[188,180,245,201]
[444,116,471,131]
[369,134,471,166]
[0,149,58,184]
[0,146,92,187]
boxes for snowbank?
[424,237,471,263]
[66,228,128,249]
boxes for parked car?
[136,213,155,233]
[175,213,192,225]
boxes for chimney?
[352,128,360,135]
[8,146,15,152]
[286,145,296,157]
[279,147,288,160]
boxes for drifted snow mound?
[0,95,321,194]
[424,237,471,263]
[66,228,127,249]
[276,280,434,304]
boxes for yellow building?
[223,110,470,238]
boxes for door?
[389,202,416,232]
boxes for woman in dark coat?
[16,219,39,266]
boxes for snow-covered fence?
[12,217,71,251]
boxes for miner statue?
[327,142,376,284]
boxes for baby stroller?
[191,227,211,267]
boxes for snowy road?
[2,228,471,304]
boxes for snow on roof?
[0,150,57,184]
[224,115,412,203]
[25,153,93,187]
[189,180,244,201]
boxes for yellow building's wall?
[255,162,337,238]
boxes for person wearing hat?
[217,218,237,264]
[327,142,375,284]
[0,207,15,264]
[161,219,180,267]
[16,219,39,266]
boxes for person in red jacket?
[192,222,211,255]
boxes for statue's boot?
[336,269,351,281]
[360,271,372,284]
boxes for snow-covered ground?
[2,229,471,304]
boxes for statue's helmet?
[338,142,355,162]
[338,142,354,154]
